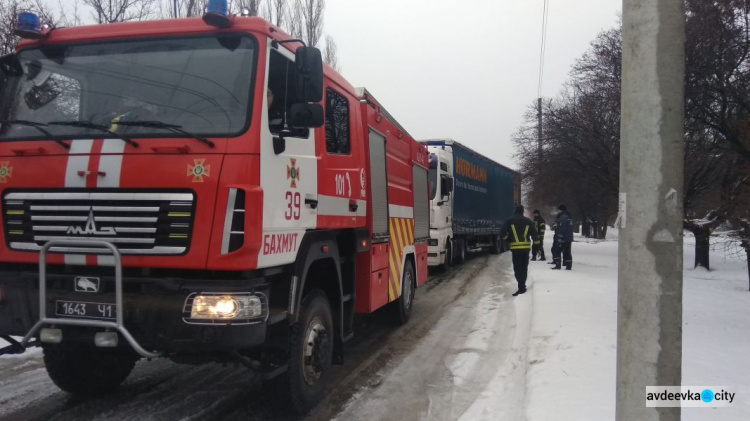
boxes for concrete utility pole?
[537,97,543,208]
[617,1,685,420]
[537,97,543,162]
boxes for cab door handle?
[349,200,358,212]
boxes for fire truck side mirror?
[290,103,324,128]
[0,54,22,78]
[295,47,323,103]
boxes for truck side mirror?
[0,53,22,77]
[290,103,324,128]
[295,46,323,103]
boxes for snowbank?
[523,230,750,420]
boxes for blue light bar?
[15,12,44,39]
[203,0,232,28]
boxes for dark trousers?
[511,250,530,290]
[562,241,572,267]
[551,240,573,267]
[532,239,545,260]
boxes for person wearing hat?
[551,204,574,270]
[531,209,547,261]
[500,205,540,296]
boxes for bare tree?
[234,0,260,15]
[262,0,286,28]
[1,0,81,55]
[0,0,22,56]
[296,0,323,48]
[287,0,303,39]
[324,33,340,72]
[84,0,157,23]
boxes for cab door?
[257,42,318,269]
[315,86,366,229]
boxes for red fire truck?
[0,4,429,413]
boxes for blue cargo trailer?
[421,139,520,269]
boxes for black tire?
[43,342,138,397]
[490,235,502,254]
[393,259,416,325]
[441,240,452,272]
[277,289,333,415]
[455,238,466,264]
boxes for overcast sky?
[42,0,622,169]
[325,0,622,169]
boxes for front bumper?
[427,245,444,266]
[0,267,272,353]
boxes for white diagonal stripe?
[97,139,125,188]
[64,139,93,265]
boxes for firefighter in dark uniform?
[531,209,546,261]
[501,205,540,296]
[551,204,574,270]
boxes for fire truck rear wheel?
[43,342,138,397]
[278,289,333,414]
[393,259,416,325]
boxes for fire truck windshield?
[0,34,256,141]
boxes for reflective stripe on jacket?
[510,225,532,250]
[534,217,546,236]
[501,215,540,251]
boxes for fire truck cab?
[0,7,429,413]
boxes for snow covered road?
[0,252,524,421]
[2,232,749,421]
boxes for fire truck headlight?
[188,294,263,320]
[429,239,439,247]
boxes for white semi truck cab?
[427,146,456,268]
[422,139,521,270]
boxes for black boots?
[512,288,527,296]
[551,259,561,270]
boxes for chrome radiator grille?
[2,191,195,255]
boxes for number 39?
[285,192,301,220]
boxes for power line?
[537,0,549,99]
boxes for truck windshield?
[429,153,438,199]
[0,34,256,141]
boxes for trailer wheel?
[393,259,416,325]
[442,240,452,271]
[278,289,333,414]
[455,239,466,264]
[43,342,138,397]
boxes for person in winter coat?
[531,209,546,261]
[501,205,540,296]
[551,204,574,270]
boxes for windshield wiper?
[114,121,215,148]
[0,120,70,149]
[47,120,138,148]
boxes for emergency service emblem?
[287,158,300,188]
[187,159,211,183]
[0,162,12,183]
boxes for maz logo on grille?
[66,208,116,236]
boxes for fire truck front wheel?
[278,289,333,414]
[43,342,138,397]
